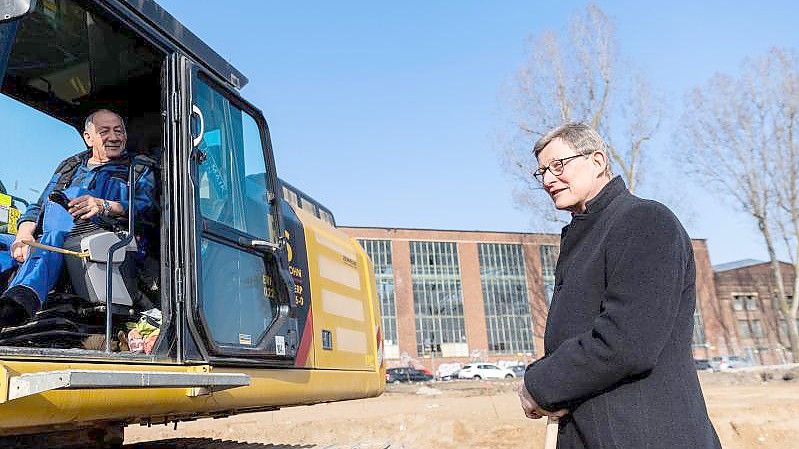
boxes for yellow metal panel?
[7,207,19,234]
[292,207,379,371]
[0,360,383,436]
[0,193,19,234]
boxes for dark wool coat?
[524,177,721,449]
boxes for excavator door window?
[189,71,294,360]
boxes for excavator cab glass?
[189,73,295,359]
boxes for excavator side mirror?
[0,0,35,24]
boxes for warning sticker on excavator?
[275,336,286,355]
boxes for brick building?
[711,260,797,365]
[340,226,721,371]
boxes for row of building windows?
[729,294,797,347]
[731,294,794,312]
[358,239,711,356]
[737,319,764,339]
[732,294,759,311]
[735,317,799,340]
[359,239,539,356]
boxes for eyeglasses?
[533,153,588,184]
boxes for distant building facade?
[341,226,722,370]
[712,260,797,365]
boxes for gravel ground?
[124,366,799,449]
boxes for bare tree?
[503,3,661,225]
[680,48,799,362]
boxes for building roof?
[340,225,709,242]
[339,225,559,238]
[713,259,766,272]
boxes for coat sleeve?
[524,201,690,411]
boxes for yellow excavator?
[0,1,384,447]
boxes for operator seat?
[0,230,139,348]
[63,231,138,311]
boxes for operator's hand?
[10,221,36,263]
[517,381,568,420]
[10,239,30,263]
[68,194,103,220]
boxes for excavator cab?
[0,0,300,362]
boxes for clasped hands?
[517,381,568,420]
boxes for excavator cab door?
[184,61,297,363]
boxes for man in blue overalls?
[0,109,157,327]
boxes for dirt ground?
[123,366,799,449]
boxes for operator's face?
[83,111,127,161]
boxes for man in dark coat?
[518,122,721,449]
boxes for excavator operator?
[0,109,157,327]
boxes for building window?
[778,317,799,340]
[410,241,466,356]
[358,239,397,346]
[479,243,535,355]
[540,245,559,306]
[692,307,706,346]
[751,320,764,338]
[732,294,758,311]
[737,319,764,339]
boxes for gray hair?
[533,122,612,176]
[84,109,124,132]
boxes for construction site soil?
[123,365,799,449]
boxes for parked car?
[417,367,434,377]
[510,365,527,377]
[436,362,462,380]
[386,367,434,383]
[457,363,516,380]
[693,359,713,372]
[709,355,754,371]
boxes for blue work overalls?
[1,153,156,313]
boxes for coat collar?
[572,175,626,220]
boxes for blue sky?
[4,1,799,265]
